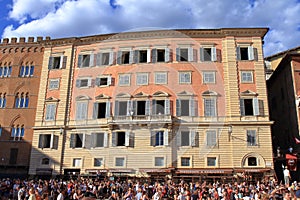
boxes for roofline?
[265,45,300,60]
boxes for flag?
[286,153,297,171]
[295,137,300,144]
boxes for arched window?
[0,93,6,108]
[11,125,25,141]
[41,158,50,165]
[15,92,29,108]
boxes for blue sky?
[0,0,299,56]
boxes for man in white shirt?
[283,166,291,186]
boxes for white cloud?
[2,0,300,56]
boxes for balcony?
[109,114,172,125]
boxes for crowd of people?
[0,175,299,200]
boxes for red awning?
[286,153,297,159]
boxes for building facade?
[0,37,45,176]
[266,51,300,181]
[29,28,273,180]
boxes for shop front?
[174,169,233,182]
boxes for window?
[75,78,91,88]
[247,130,257,146]
[204,98,217,117]
[115,157,125,167]
[73,158,82,167]
[206,130,217,146]
[136,73,148,85]
[0,66,12,77]
[48,79,60,90]
[19,65,34,77]
[117,50,132,64]
[95,76,112,87]
[48,56,67,69]
[11,125,25,141]
[132,100,150,116]
[207,157,217,166]
[179,72,191,84]
[119,74,130,86]
[155,72,167,84]
[134,50,148,63]
[41,158,50,165]
[112,131,133,147]
[97,52,113,66]
[155,157,164,167]
[236,46,255,61]
[45,104,56,121]
[93,102,111,119]
[92,133,108,148]
[181,157,190,167]
[94,158,103,167]
[152,48,170,62]
[240,98,264,116]
[176,47,194,62]
[177,130,197,147]
[241,71,253,83]
[114,100,129,116]
[203,72,216,84]
[38,134,58,149]
[151,130,168,146]
[15,92,29,108]
[248,157,257,166]
[152,99,170,115]
[70,133,84,148]
[75,102,88,120]
[176,98,197,116]
[78,54,95,68]
[0,93,6,108]
[200,47,217,62]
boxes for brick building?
[27,28,273,181]
[0,37,46,176]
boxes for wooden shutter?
[112,132,116,147]
[84,134,91,149]
[176,48,180,61]
[259,100,264,116]
[164,130,169,146]
[48,57,53,70]
[133,50,139,63]
[189,98,195,117]
[50,133,54,149]
[93,103,98,119]
[95,77,100,86]
[132,101,137,115]
[78,55,83,68]
[236,47,241,60]
[75,79,81,88]
[38,135,44,148]
[30,66,34,76]
[70,134,75,148]
[114,101,119,116]
[91,133,96,148]
[211,47,217,61]
[240,99,245,116]
[53,135,59,149]
[107,76,112,86]
[126,100,132,116]
[152,100,156,115]
[176,132,181,146]
[176,99,181,116]
[129,50,134,64]
[253,97,259,116]
[125,131,130,147]
[150,131,156,146]
[61,56,67,69]
[165,48,170,62]
[105,101,111,117]
[151,49,157,63]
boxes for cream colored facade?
[29,29,273,179]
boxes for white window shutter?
[126,100,132,116]
[188,47,193,62]
[189,98,195,117]
[253,98,259,116]
[145,99,150,115]
[82,133,86,148]
[240,99,245,116]
[107,76,112,86]
[88,78,92,87]
[248,46,254,60]
[211,47,217,61]
[164,130,169,146]
[109,51,114,65]
[89,54,95,67]
[129,50,134,64]
[147,49,151,63]
[236,47,241,60]
[59,55,64,69]
[176,132,181,146]
[50,133,54,149]
[200,47,204,62]
[165,48,170,62]
[104,133,108,147]
[105,101,111,118]
[125,131,130,146]
[165,99,170,115]
[190,130,196,146]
